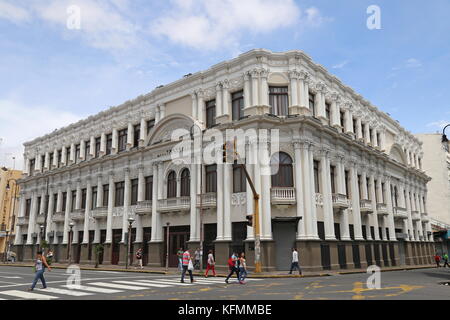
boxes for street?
[0,266,448,300]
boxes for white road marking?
[62,285,123,294]
[0,290,58,300]
[36,287,93,297]
[140,279,194,286]
[113,280,170,288]
[0,276,22,279]
[87,282,149,290]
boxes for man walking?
[289,248,302,275]
[434,253,441,268]
[194,248,201,270]
[177,248,184,271]
[135,248,143,269]
[225,252,240,284]
[181,249,194,283]
[443,253,450,268]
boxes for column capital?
[297,70,309,81]
[288,70,299,80]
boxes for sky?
[0,0,449,170]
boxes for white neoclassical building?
[13,49,434,271]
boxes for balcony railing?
[360,199,373,213]
[271,187,296,205]
[197,193,217,209]
[376,203,388,216]
[332,193,349,209]
[52,212,65,223]
[411,211,421,221]
[393,207,408,220]
[70,209,85,221]
[135,200,152,215]
[17,217,29,226]
[36,215,46,224]
[158,197,191,212]
[92,207,108,219]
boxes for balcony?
[70,209,85,221]
[393,207,408,220]
[376,203,388,216]
[36,215,46,225]
[17,217,29,226]
[197,193,217,209]
[271,187,296,205]
[411,211,421,221]
[92,207,108,219]
[332,193,349,209]
[158,197,191,213]
[52,212,65,223]
[135,200,152,216]
[421,212,430,223]
[360,199,373,213]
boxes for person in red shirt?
[181,249,194,283]
[434,253,441,268]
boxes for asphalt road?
[0,265,448,300]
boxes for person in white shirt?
[289,248,302,275]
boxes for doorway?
[165,226,190,268]
[272,221,297,271]
[111,229,121,265]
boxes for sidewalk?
[0,262,437,278]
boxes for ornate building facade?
[13,49,434,271]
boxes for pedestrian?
[194,248,201,270]
[46,250,53,266]
[135,248,143,269]
[238,252,247,284]
[225,252,240,284]
[205,250,216,277]
[181,249,194,283]
[177,248,184,271]
[443,253,450,268]
[289,248,302,275]
[28,250,51,291]
[434,253,441,268]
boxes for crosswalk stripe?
[189,279,226,284]
[113,281,170,288]
[36,287,93,297]
[140,279,194,286]
[0,290,58,300]
[87,282,149,290]
[62,285,123,294]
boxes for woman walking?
[238,252,247,284]
[204,250,216,277]
[28,250,51,291]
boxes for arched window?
[180,168,190,197]
[167,171,177,198]
[270,152,294,187]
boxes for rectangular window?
[309,92,316,117]
[118,129,127,152]
[233,162,246,193]
[345,170,351,199]
[369,128,373,144]
[340,111,345,128]
[37,197,42,213]
[205,165,217,193]
[81,189,87,210]
[357,175,362,199]
[102,184,109,207]
[366,178,370,200]
[115,182,125,207]
[71,190,77,212]
[269,86,288,116]
[62,192,67,212]
[147,119,155,135]
[53,194,57,214]
[206,100,216,128]
[314,160,320,193]
[352,118,357,135]
[49,153,54,168]
[57,150,61,168]
[41,155,45,170]
[133,124,140,148]
[106,134,112,155]
[362,123,366,140]
[145,176,153,201]
[75,144,81,162]
[131,179,138,205]
[29,159,35,176]
[84,141,90,160]
[95,137,101,158]
[25,199,31,217]
[330,166,336,194]
[232,91,244,121]
[91,186,97,209]
[325,102,331,125]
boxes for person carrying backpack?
[225,252,240,284]
[135,248,143,269]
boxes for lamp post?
[165,222,170,271]
[68,221,74,265]
[39,225,44,252]
[3,231,9,263]
[190,123,204,271]
[5,178,18,263]
[442,124,450,143]
[125,217,135,269]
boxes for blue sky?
[0,0,449,169]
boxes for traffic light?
[246,214,253,227]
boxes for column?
[223,161,232,241]
[89,136,95,156]
[364,123,371,145]
[302,144,319,239]
[294,142,306,239]
[369,174,380,240]
[337,157,351,240]
[405,186,414,241]
[94,175,103,244]
[73,181,82,244]
[62,184,72,244]
[83,180,91,244]
[216,148,224,241]
[356,118,363,141]
[105,173,114,243]
[191,92,198,120]
[243,73,251,110]
[298,73,307,109]
[320,150,335,240]
[53,148,58,168]
[112,128,118,154]
[215,84,223,118]
[330,96,340,128]
[415,192,423,240]
[222,81,230,118]
[14,196,26,245]
[197,91,205,124]
[259,139,272,240]
[135,165,145,243]
[70,143,75,163]
[44,152,50,170]
[260,70,269,107]
[61,146,67,166]
[155,106,160,123]
[140,118,147,146]
[121,169,131,243]
[246,141,255,240]
[127,123,134,148]
[26,193,38,245]
[289,71,299,107]
[150,163,162,242]
[251,70,259,106]
[372,128,378,148]
[344,108,353,135]
[100,133,106,156]
[316,86,326,120]
[350,164,364,240]
[45,188,54,242]
[80,140,86,160]
[159,103,166,120]
[385,177,397,241]
[189,161,198,242]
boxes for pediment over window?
[145,114,196,146]
[389,144,407,165]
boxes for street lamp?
[68,221,75,265]
[39,225,44,252]
[125,217,135,269]
[442,124,450,143]
[190,123,204,271]
[3,231,9,263]
[165,222,170,271]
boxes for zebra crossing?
[0,277,263,300]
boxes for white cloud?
[405,58,422,68]
[427,120,450,130]
[0,99,83,170]
[151,0,324,50]
[332,60,348,69]
[0,0,30,24]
